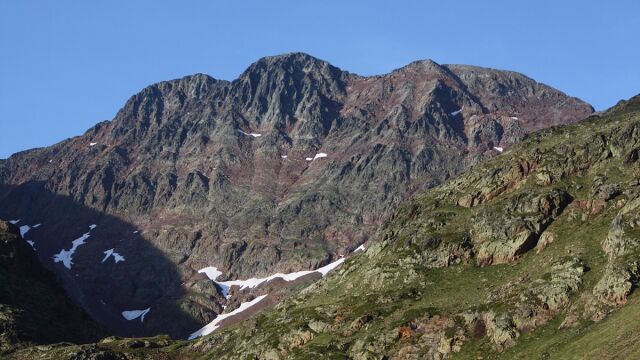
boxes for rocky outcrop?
[472,189,571,266]
[594,195,640,305]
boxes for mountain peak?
[240,52,345,79]
[254,52,324,64]
[400,58,441,70]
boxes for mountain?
[11,94,636,359]
[169,94,640,359]
[0,219,104,355]
[0,53,593,337]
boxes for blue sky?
[1,1,639,158]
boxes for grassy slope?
[478,293,640,360]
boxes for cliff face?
[0,53,593,337]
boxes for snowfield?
[19,225,31,237]
[192,246,366,338]
[315,257,345,276]
[188,295,267,340]
[306,153,328,161]
[102,249,125,263]
[52,225,96,269]
[237,129,262,138]
[122,308,150,322]
[199,256,347,297]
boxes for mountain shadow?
[0,181,219,339]
[0,219,104,354]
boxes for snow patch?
[223,269,304,288]
[9,219,20,225]
[122,308,150,322]
[237,129,262,138]
[354,244,366,252]
[102,249,125,263]
[450,109,462,116]
[19,225,31,238]
[199,256,347,297]
[89,224,97,230]
[133,230,139,234]
[188,295,267,340]
[53,225,94,269]
[315,257,345,276]
[281,155,288,159]
[313,153,327,160]
[510,116,519,120]
[89,142,97,146]
[26,240,35,250]
[198,267,223,282]
[32,224,41,228]
[493,146,504,153]
[305,153,328,162]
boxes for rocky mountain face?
[0,219,104,355]
[14,95,638,360]
[163,94,640,359]
[0,53,592,338]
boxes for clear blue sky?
[1,1,639,158]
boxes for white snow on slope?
[199,267,223,282]
[450,109,462,116]
[281,155,288,159]
[19,225,31,237]
[52,225,95,269]
[89,224,97,230]
[9,219,20,225]
[188,295,267,340]
[26,240,35,250]
[510,116,519,120]
[89,142,97,146]
[199,255,348,297]
[122,308,150,322]
[102,249,125,263]
[493,146,504,153]
[305,153,328,161]
[191,247,368,339]
[315,257,345,276]
[237,129,262,138]
[18,223,40,238]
